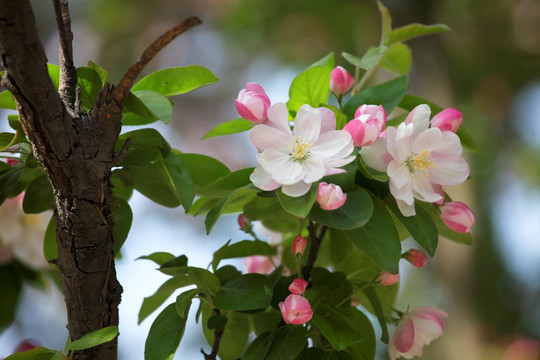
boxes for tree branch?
[52,0,77,109]
[303,222,328,280]
[200,309,225,360]
[112,16,202,107]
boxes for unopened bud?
[403,249,427,268]
[376,271,400,286]
[292,235,307,256]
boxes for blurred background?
[1,0,540,359]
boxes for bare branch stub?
[52,0,77,109]
[112,16,202,107]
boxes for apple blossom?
[279,294,313,325]
[243,255,276,274]
[430,108,463,133]
[403,249,427,268]
[249,103,354,197]
[376,271,400,286]
[361,104,470,216]
[388,307,448,360]
[292,235,307,255]
[289,278,309,295]
[316,182,347,210]
[330,66,355,96]
[344,104,387,147]
[235,82,271,123]
[440,201,475,233]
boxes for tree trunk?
[0,1,122,359]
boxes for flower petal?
[249,124,292,152]
[282,181,312,197]
[250,167,280,191]
[257,150,303,184]
[388,123,413,162]
[318,107,337,133]
[394,318,415,353]
[405,104,430,137]
[293,105,321,143]
[388,160,411,189]
[267,103,292,133]
[301,155,326,183]
[428,154,470,185]
[311,130,353,159]
[390,178,414,205]
[411,127,443,154]
[360,137,389,172]
[412,172,443,203]
[397,199,416,217]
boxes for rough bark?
[0,1,122,359]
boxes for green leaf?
[377,1,393,44]
[0,166,23,206]
[243,196,299,234]
[123,90,173,126]
[207,314,228,330]
[345,194,401,273]
[343,307,377,359]
[313,305,364,351]
[159,266,220,296]
[175,289,198,319]
[417,202,472,245]
[3,347,56,360]
[342,46,386,70]
[22,175,54,214]
[175,152,230,189]
[163,151,195,211]
[197,168,254,197]
[0,264,23,329]
[287,53,334,117]
[67,326,118,351]
[133,66,219,97]
[144,303,189,360]
[43,216,57,262]
[137,252,176,266]
[308,188,373,230]
[276,185,317,218]
[204,187,257,234]
[384,198,438,255]
[50,351,63,360]
[343,76,408,119]
[202,118,253,139]
[0,90,16,110]
[456,125,481,153]
[362,285,389,343]
[87,60,108,85]
[264,325,308,360]
[110,170,134,201]
[47,63,60,90]
[77,67,103,111]
[307,268,353,309]
[0,131,26,152]
[296,348,325,360]
[138,276,195,324]
[111,199,133,255]
[379,43,412,75]
[116,128,171,165]
[242,331,275,360]
[388,23,452,45]
[212,239,276,271]
[213,273,272,311]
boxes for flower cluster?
[279,278,313,325]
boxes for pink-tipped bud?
[376,271,400,286]
[344,105,387,147]
[15,340,38,353]
[235,82,271,123]
[279,294,313,325]
[292,235,307,256]
[403,249,427,268]
[330,66,355,96]
[440,201,475,234]
[289,278,309,295]
[237,214,250,232]
[430,108,463,133]
[316,182,347,210]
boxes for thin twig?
[200,309,224,360]
[112,16,202,107]
[302,221,328,280]
[52,0,77,109]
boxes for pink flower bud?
[316,182,347,210]
[330,66,355,96]
[344,105,387,147]
[440,201,475,234]
[430,108,463,133]
[237,214,250,231]
[292,235,307,256]
[279,294,313,325]
[235,82,271,123]
[388,307,448,360]
[6,158,20,166]
[243,255,275,274]
[376,271,400,286]
[403,249,427,268]
[15,340,39,353]
[289,278,309,295]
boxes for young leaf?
[67,326,118,351]
[175,289,198,319]
[136,252,176,266]
[308,188,373,230]
[287,53,334,117]
[276,185,317,218]
[0,131,26,152]
[22,175,54,214]
[213,273,273,311]
[132,65,219,97]
[43,216,57,262]
[144,303,189,360]
[47,63,60,90]
[197,167,254,197]
[377,1,393,44]
[76,67,103,111]
[0,90,17,110]
[87,60,108,85]
[202,118,253,139]
[342,76,408,119]
[345,194,401,273]
[175,152,230,189]
[163,151,195,212]
[342,46,386,70]
[158,266,220,296]
[212,239,276,271]
[111,199,133,255]
[3,347,56,360]
[122,90,172,126]
[204,187,258,234]
[387,23,452,45]
[379,43,412,75]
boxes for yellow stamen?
[408,150,434,177]
[289,135,312,162]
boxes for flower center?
[407,150,434,177]
[289,136,312,162]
